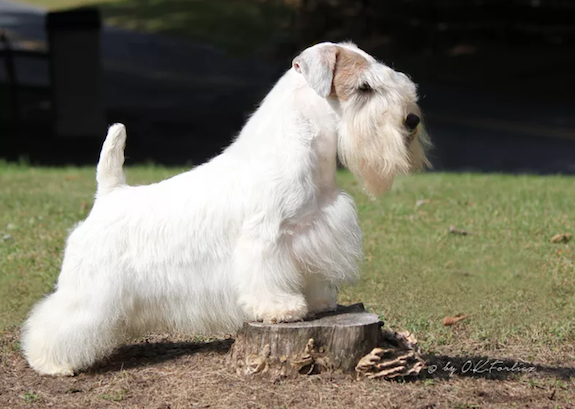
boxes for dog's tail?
[96,123,127,196]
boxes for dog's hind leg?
[233,232,308,323]
[22,288,124,376]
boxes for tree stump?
[229,303,381,377]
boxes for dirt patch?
[1,331,574,409]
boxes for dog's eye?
[404,113,420,131]
[357,83,372,92]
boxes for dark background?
[1,0,574,172]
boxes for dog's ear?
[292,44,337,98]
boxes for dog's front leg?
[304,277,338,316]
[233,232,308,324]
[291,190,362,314]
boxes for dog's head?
[293,42,431,196]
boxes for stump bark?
[229,303,381,377]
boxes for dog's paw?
[31,362,75,377]
[307,297,337,315]
[304,280,338,316]
[262,309,306,324]
[245,296,308,324]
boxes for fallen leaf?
[550,233,572,244]
[441,314,467,326]
[443,260,455,268]
[415,199,430,209]
[449,225,469,236]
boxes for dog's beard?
[408,125,432,172]
[337,106,431,197]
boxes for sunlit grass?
[1,162,574,358]
[338,171,575,354]
[17,0,297,56]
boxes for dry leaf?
[441,314,468,326]
[415,199,430,209]
[449,225,469,236]
[550,233,572,244]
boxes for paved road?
[1,0,574,172]
[0,0,275,89]
[0,0,280,164]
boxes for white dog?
[22,42,430,376]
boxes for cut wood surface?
[229,303,382,377]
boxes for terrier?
[22,42,430,375]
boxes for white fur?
[22,42,429,375]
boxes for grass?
[337,171,575,356]
[1,163,574,407]
[16,0,298,56]
[19,391,42,403]
[1,161,574,359]
[99,388,129,402]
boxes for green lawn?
[18,0,297,56]
[1,162,574,359]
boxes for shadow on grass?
[89,338,234,374]
[423,354,575,381]
[93,0,298,56]
[88,336,575,381]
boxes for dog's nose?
[404,113,420,131]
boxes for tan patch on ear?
[331,47,369,101]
